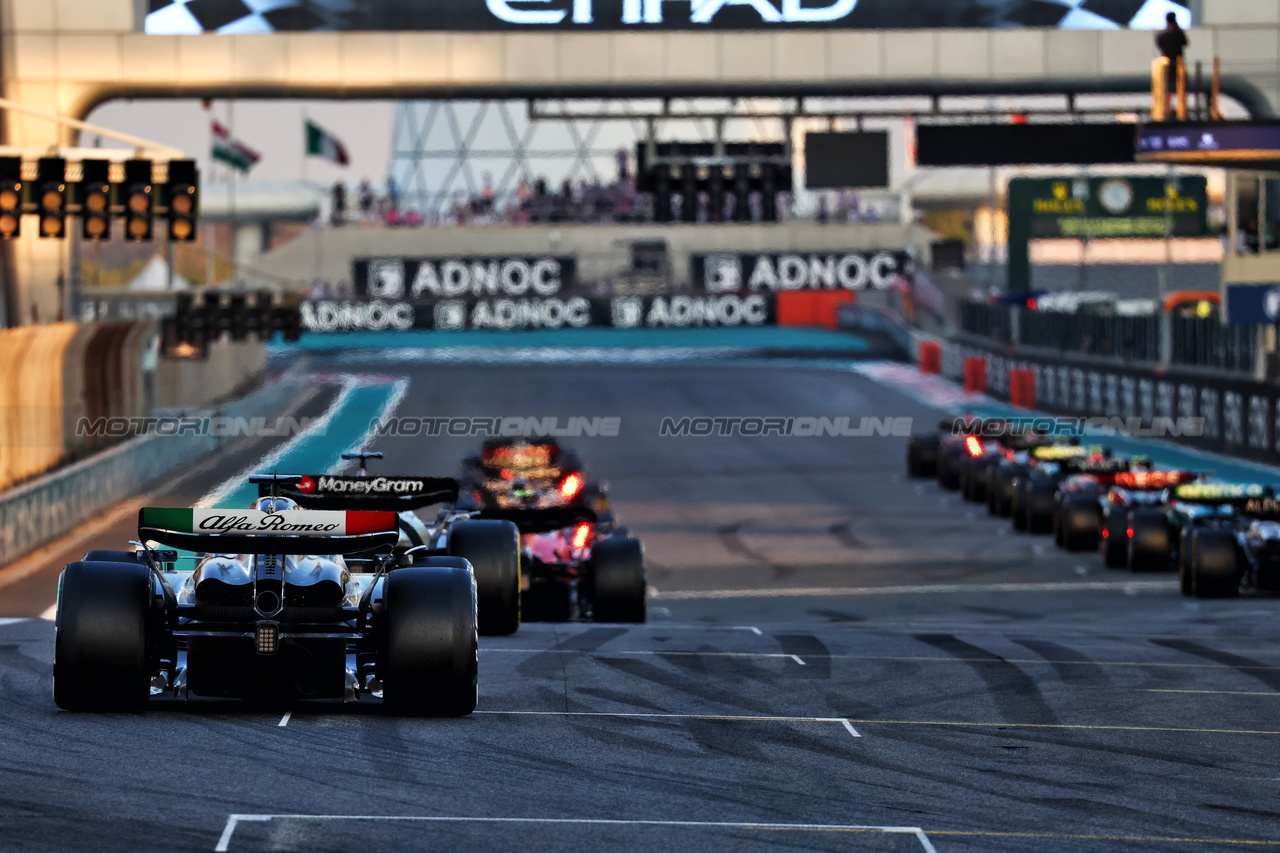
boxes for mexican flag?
[211,121,261,174]
[306,119,350,166]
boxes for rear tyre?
[1101,511,1129,568]
[1127,509,1170,572]
[1061,496,1101,552]
[1011,479,1029,532]
[590,538,647,623]
[1178,529,1195,596]
[1026,481,1057,535]
[82,550,139,563]
[448,519,521,636]
[54,561,153,712]
[1190,529,1240,599]
[381,565,478,716]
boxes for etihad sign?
[486,0,858,24]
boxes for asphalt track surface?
[2,350,1280,852]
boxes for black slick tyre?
[54,561,152,712]
[1060,496,1101,552]
[448,519,521,636]
[1190,529,1240,599]
[1127,509,1170,572]
[590,538,647,623]
[381,565,478,716]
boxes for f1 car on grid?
[959,429,1066,505]
[1052,460,1200,555]
[987,436,1083,517]
[1008,446,1117,535]
[1088,469,1202,569]
[1161,483,1280,598]
[465,462,645,624]
[460,437,610,515]
[908,417,1020,487]
[265,455,521,637]
[54,477,477,714]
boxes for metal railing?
[959,300,1262,375]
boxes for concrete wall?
[153,335,267,411]
[257,220,934,288]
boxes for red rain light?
[965,436,983,457]
[572,522,591,550]
[560,472,584,500]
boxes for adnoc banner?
[301,293,776,332]
[145,0,1189,32]
[690,251,907,293]
[353,256,578,300]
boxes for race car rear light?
[561,472,584,500]
[1126,528,1134,538]
[572,522,591,550]
[255,623,278,655]
[965,436,983,457]
[1102,528,1109,539]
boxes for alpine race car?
[266,457,521,637]
[54,478,477,714]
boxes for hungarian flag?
[211,121,261,174]
[306,119,350,166]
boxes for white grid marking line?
[214,815,929,852]
[278,712,291,727]
[843,720,862,738]
[790,655,806,665]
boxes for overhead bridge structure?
[2,0,1279,322]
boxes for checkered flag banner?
[146,0,1190,33]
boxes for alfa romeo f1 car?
[54,477,478,714]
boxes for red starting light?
[571,522,591,550]
[965,436,983,457]
[560,472,584,500]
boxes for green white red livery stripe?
[140,508,395,536]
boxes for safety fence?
[932,337,1280,464]
[958,300,1261,373]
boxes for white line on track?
[842,720,862,738]
[789,655,806,665]
[651,580,1175,600]
[277,712,291,727]
[214,814,928,853]
[737,626,764,636]
[0,618,26,627]
[475,710,848,723]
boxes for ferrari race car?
[460,438,610,514]
[268,458,521,637]
[461,442,644,623]
[54,478,478,714]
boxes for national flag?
[211,121,261,174]
[305,119,350,167]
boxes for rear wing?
[470,506,598,534]
[138,507,399,555]
[258,475,461,511]
[1110,470,1197,491]
[1063,457,1129,475]
[1170,483,1274,509]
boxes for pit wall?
[0,322,267,492]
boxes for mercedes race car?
[1007,445,1108,534]
[267,458,521,637]
[54,478,478,714]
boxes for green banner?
[1006,176,1210,292]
